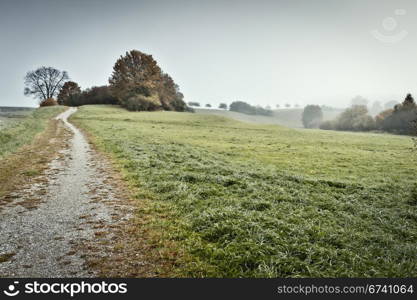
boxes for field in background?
[0,107,35,130]
[73,105,417,277]
[0,106,66,200]
[195,108,343,128]
[0,107,64,158]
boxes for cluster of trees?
[188,100,272,113]
[319,94,417,134]
[377,94,417,134]
[109,50,188,112]
[350,95,400,116]
[229,101,273,116]
[320,105,375,131]
[58,84,118,106]
[24,50,188,113]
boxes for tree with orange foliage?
[109,50,187,111]
[57,81,81,105]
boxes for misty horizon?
[1,0,416,108]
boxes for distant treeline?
[229,101,273,116]
[318,94,417,135]
[0,107,34,112]
[188,100,273,116]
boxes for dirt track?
[0,108,131,277]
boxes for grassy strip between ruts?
[72,105,417,278]
[0,106,67,202]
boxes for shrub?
[185,106,195,113]
[319,120,336,130]
[169,96,188,112]
[125,94,161,111]
[219,103,227,109]
[39,98,58,107]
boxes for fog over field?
[1,0,417,108]
[195,107,344,128]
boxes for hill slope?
[73,105,417,277]
[195,108,343,128]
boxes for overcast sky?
[0,0,416,108]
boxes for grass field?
[72,105,417,277]
[0,107,34,130]
[0,106,66,201]
[0,107,65,158]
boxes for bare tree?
[24,67,69,102]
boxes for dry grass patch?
[0,111,70,209]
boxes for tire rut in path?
[0,107,131,277]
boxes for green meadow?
[72,105,417,277]
[0,107,65,158]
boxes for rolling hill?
[194,108,344,128]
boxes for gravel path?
[0,108,130,277]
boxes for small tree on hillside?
[24,66,69,103]
[302,105,323,128]
[205,104,212,108]
[229,101,255,114]
[57,81,81,105]
[188,102,200,107]
[219,103,227,109]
